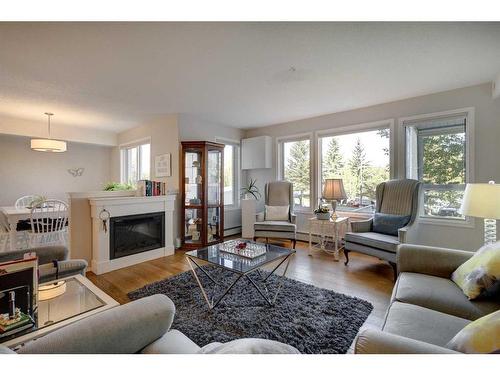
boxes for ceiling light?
[31,112,67,153]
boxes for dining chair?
[28,199,69,248]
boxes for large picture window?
[319,128,390,213]
[216,138,240,208]
[404,112,470,221]
[279,137,311,210]
[121,141,151,186]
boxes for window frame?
[315,119,395,215]
[276,132,314,213]
[215,137,240,210]
[399,107,475,228]
[120,137,151,186]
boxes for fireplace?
[109,212,165,260]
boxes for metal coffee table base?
[186,254,293,310]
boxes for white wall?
[244,83,500,251]
[178,114,246,233]
[0,134,112,206]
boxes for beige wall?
[0,134,113,206]
[244,83,500,251]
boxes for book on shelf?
[137,180,167,197]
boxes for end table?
[308,216,349,261]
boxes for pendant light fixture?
[31,112,67,153]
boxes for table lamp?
[322,178,347,220]
[458,181,500,245]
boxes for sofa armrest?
[355,329,459,354]
[255,212,265,222]
[17,294,175,354]
[0,246,68,265]
[397,244,474,278]
[350,218,373,233]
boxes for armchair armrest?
[355,329,459,354]
[290,213,297,224]
[350,218,373,233]
[397,244,474,279]
[17,294,175,354]
[255,212,265,222]
[39,259,88,283]
[398,226,408,243]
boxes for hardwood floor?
[87,239,394,332]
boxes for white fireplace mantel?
[89,195,176,275]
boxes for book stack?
[137,180,167,197]
[0,309,35,338]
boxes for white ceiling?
[1,22,500,132]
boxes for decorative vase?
[315,212,330,220]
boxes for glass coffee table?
[2,274,118,348]
[185,239,295,309]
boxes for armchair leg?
[344,249,350,265]
[253,236,257,242]
[389,262,397,281]
[266,238,269,244]
[292,239,296,249]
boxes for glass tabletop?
[0,277,105,343]
[186,239,295,274]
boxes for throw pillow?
[446,310,500,353]
[199,338,300,354]
[265,205,289,221]
[372,213,411,237]
[451,241,500,300]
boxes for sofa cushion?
[198,338,300,354]
[372,213,411,236]
[254,221,296,232]
[344,231,399,253]
[383,302,470,347]
[446,310,500,354]
[451,241,500,300]
[141,329,200,354]
[393,272,500,320]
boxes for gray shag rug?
[128,266,373,354]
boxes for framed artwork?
[155,153,171,177]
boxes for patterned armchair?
[344,179,421,279]
[253,181,297,248]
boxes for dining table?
[0,206,68,251]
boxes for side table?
[308,216,349,261]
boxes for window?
[121,141,151,186]
[404,111,471,221]
[217,138,239,207]
[319,128,390,213]
[278,137,311,210]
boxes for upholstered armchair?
[253,181,297,249]
[0,246,87,283]
[344,179,421,279]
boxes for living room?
[1,2,499,374]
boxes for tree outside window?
[283,139,311,209]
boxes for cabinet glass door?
[207,149,221,205]
[207,207,221,243]
[184,208,203,245]
[184,150,203,207]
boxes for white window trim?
[276,132,314,213]
[399,107,475,228]
[119,136,151,184]
[215,136,241,210]
[315,119,395,206]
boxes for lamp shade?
[323,179,347,201]
[31,139,67,153]
[458,183,500,219]
[38,281,67,301]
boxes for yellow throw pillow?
[446,310,500,353]
[451,241,500,299]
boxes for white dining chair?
[28,199,69,248]
[0,222,29,252]
[15,195,44,209]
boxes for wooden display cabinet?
[180,141,225,249]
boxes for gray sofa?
[0,246,87,283]
[355,244,500,354]
[1,294,299,354]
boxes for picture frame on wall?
[155,153,171,177]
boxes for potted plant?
[103,182,135,191]
[240,179,261,200]
[314,204,331,220]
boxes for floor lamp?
[459,181,500,245]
